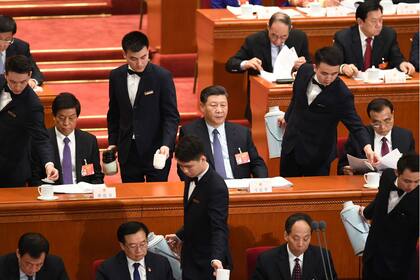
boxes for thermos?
[102,148,118,176]
[264,106,285,158]
[340,201,370,256]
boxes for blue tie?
[133,263,141,280]
[62,137,72,184]
[212,129,227,179]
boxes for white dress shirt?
[359,26,374,59]
[55,128,76,184]
[127,67,141,107]
[126,257,146,280]
[388,178,406,213]
[306,75,323,105]
[271,43,283,69]
[188,164,209,199]
[0,50,5,74]
[205,122,234,179]
[374,130,392,156]
[19,269,35,280]
[287,244,304,276]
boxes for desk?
[147,0,198,53]
[250,74,420,176]
[0,177,375,279]
[196,8,419,119]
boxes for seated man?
[30,92,104,185]
[410,32,419,72]
[97,221,174,280]
[178,85,268,180]
[0,15,44,87]
[333,1,415,77]
[226,12,310,120]
[252,213,337,280]
[360,153,419,279]
[338,98,415,175]
[212,0,261,8]
[0,232,68,279]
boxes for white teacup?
[153,150,167,170]
[364,172,380,187]
[216,268,230,280]
[308,2,323,15]
[38,185,54,198]
[241,3,253,17]
[365,67,381,82]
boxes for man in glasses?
[0,15,43,88]
[338,98,415,175]
[97,221,174,280]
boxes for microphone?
[319,221,334,280]
[311,221,329,280]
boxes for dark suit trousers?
[120,139,170,182]
[280,149,330,177]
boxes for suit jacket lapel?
[352,26,364,70]
[144,254,153,278]
[121,65,134,111]
[75,129,82,182]
[302,246,317,279]
[390,128,399,150]
[199,119,215,166]
[49,128,64,184]
[263,30,273,72]
[372,34,384,66]
[117,251,132,279]
[225,122,238,178]
[277,245,293,280]
[133,63,152,106]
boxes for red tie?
[381,137,389,157]
[363,37,372,71]
[292,258,302,280]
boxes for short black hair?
[268,12,292,30]
[397,153,419,174]
[285,213,313,234]
[366,98,393,117]
[0,15,17,34]
[117,221,150,244]
[52,92,81,117]
[122,31,149,52]
[18,232,49,258]
[314,46,343,67]
[175,135,205,162]
[5,55,32,74]
[355,0,383,21]
[200,85,229,104]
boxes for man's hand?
[363,144,380,166]
[242,57,263,72]
[341,64,359,77]
[159,145,170,159]
[342,165,354,175]
[211,260,223,277]
[45,164,59,181]
[277,115,286,128]
[28,79,37,89]
[293,56,306,70]
[165,234,182,256]
[107,145,117,151]
[399,61,415,75]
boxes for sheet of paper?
[278,8,303,17]
[347,154,374,173]
[226,6,242,15]
[225,177,293,189]
[273,46,298,79]
[377,149,402,170]
[53,182,106,194]
[259,69,276,82]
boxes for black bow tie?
[190,177,198,184]
[127,68,144,77]
[312,78,325,90]
[391,185,405,197]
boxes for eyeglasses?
[56,114,78,123]
[371,118,393,128]
[125,241,148,250]
[0,38,14,45]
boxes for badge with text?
[81,159,94,177]
[235,148,250,165]
[93,187,116,199]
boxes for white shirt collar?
[197,163,209,181]
[205,121,226,141]
[358,25,375,43]
[126,256,145,270]
[55,127,75,143]
[374,129,392,143]
[286,243,304,261]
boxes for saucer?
[37,195,59,201]
[237,14,256,19]
[365,79,383,84]
[363,184,379,189]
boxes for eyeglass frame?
[0,38,14,45]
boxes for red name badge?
[235,151,250,165]
[81,163,94,177]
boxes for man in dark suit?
[0,55,58,187]
[410,32,419,72]
[107,31,179,182]
[360,153,419,280]
[97,221,174,280]
[226,12,310,120]
[178,85,267,180]
[279,46,378,177]
[0,232,69,280]
[333,1,415,77]
[0,15,44,87]
[338,98,415,175]
[30,92,104,185]
[166,135,231,280]
[252,213,338,280]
